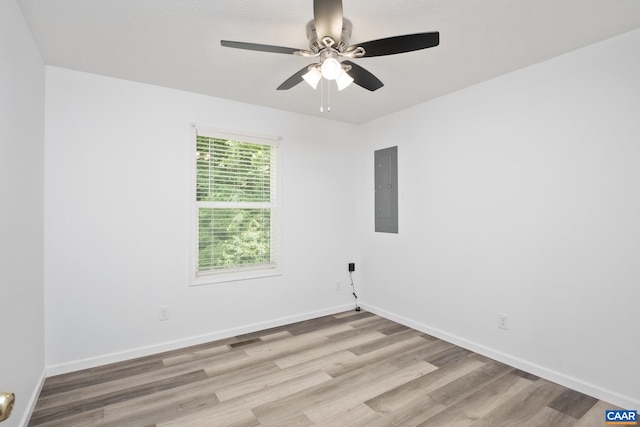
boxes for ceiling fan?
[221,0,439,92]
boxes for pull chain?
[320,78,324,113]
[319,79,332,113]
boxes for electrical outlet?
[159,306,170,321]
[336,281,341,291]
[498,313,508,330]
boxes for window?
[191,126,280,284]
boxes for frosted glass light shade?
[336,70,354,91]
[320,58,342,80]
[302,67,322,89]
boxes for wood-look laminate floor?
[29,311,619,426]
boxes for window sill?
[190,267,281,286]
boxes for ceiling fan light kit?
[302,61,353,91]
[221,0,439,105]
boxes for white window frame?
[189,124,282,286]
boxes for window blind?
[195,132,278,275]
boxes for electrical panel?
[374,146,398,233]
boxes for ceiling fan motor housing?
[306,18,353,52]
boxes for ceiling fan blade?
[342,61,383,91]
[314,0,343,46]
[221,40,301,55]
[276,66,310,90]
[351,32,439,57]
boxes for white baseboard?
[46,303,354,376]
[361,302,640,410]
[19,368,46,427]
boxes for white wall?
[44,67,360,371]
[358,29,640,408]
[0,0,45,425]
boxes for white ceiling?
[18,0,640,124]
